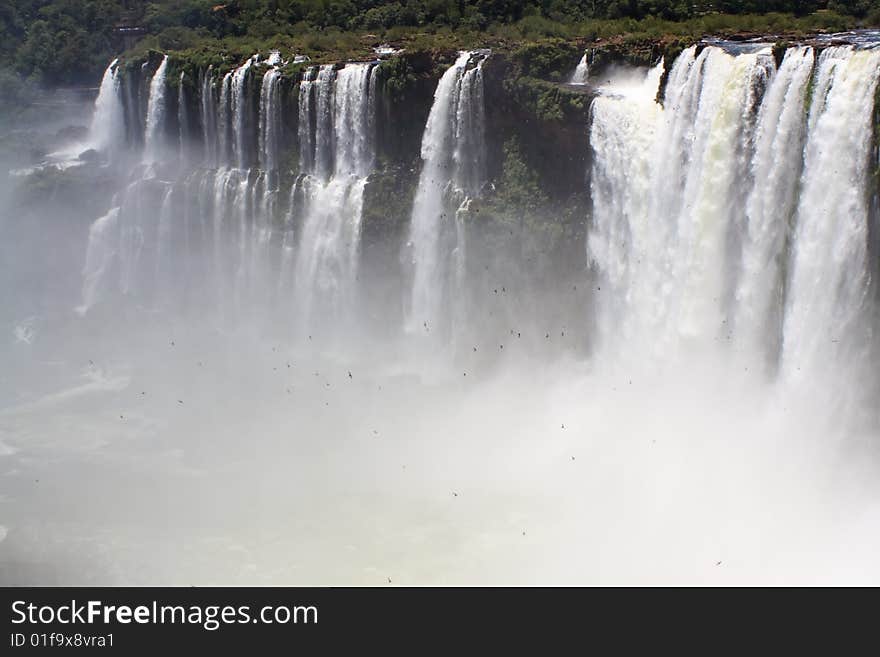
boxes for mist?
[1,42,879,586]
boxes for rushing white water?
[89,59,125,155]
[735,46,815,365]
[76,206,120,315]
[81,56,377,323]
[782,46,880,386]
[76,44,880,381]
[154,184,175,300]
[266,50,283,66]
[665,47,773,345]
[143,55,169,164]
[590,47,770,355]
[258,68,282,174]
[313,65,337,180]
[11,38,880,587]
[231,56,257,169]
[588,42,880,405]
[218,71,233,166]
[407,50,488,338]
[294,62,378,331]
[570,52,590,84]
[298,67,317,175]
[178,71,190,162]
[200,66,218,167]
[587,61,664,347]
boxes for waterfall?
[258,68,282,174]
[76,55,379,320]
[735,46,815,364]
[79,54,171,312]
[782,46,880,384]
[143,55,169,163]
[266,50,283,66]
[570,53,590,84]
[407,50,488,337]
[452,57,487,195]
[178,71,190,161]
[231,56,257,169]
[200,67,218,167]
[587,60,664,347]
[89,58,125,155]
[332,62,377,177]
[663,47,773,345]
[155,184,175,300]
[75,41,880,388]
[587,42,880,388]
[116,181,148,297]
[76,206,121,315]
[256,65,283,288]
[298,67,317,175]
[293,62,379,331]
[313,65,336,180]
[589,47,775,355]
[123,64,146,146]
[218,71,233,167]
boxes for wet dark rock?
[78,148,101,163]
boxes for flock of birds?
[70,292,737,584]
[2,265,758,582]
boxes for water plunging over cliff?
[781,46,880,386]
[258,68,282,175]
[734,46,815,365]
[10,35,880,587]
[75,42,880,385]
[293,62,379,333]
[588,43,880,394]
[231,56,257,170]
[77,56,381,328]
[570,53,590,84]
[89,59,125,155]
[143,55,169,164]
[406,50,488,339]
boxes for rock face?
[51,43,604,335]
[483,55,590,200]
[104,45,598,241]
[77,148,101,163]
[37,35,880,354]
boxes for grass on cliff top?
[126,10,864,71]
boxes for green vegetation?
[505,75,586,121]
[361,163,419,239]
[377,54,418,103]
[1,1,879,86]
[493,137,548,219]
[1,1,126,85]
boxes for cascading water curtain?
[78,56,381,335]
[406,50,489,341]
[587,43,880,401]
